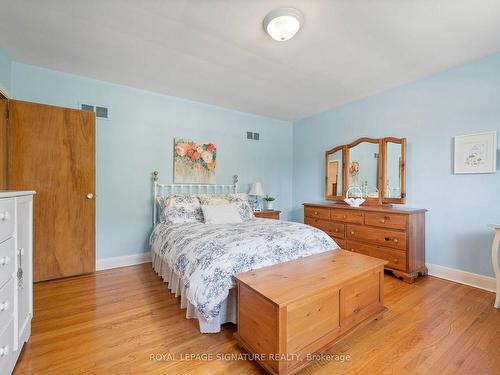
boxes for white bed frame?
[152,171,239,226]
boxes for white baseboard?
[96,251,152,271]
[427,263,496,292]
[94,254,497,293]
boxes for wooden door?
[8,100,95,282]
[0,98,8,190]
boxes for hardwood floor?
[13,263,500,375]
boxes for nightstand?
[254,210,281,220]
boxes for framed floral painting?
[174,138,217,184]
[454,131,497,174]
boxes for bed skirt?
[151,250,237,333]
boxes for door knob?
[86,193,94,199]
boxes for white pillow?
[201,204,243,224]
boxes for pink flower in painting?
[201,151,213,164]
[176,143,187,157]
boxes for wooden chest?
[303,203,427,283]
[234,250,387,375]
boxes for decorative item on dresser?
[303,203,427,283]
[234,250,387,375]
[0,191,34,375]
[254,210,281,220]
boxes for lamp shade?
[249,182,265,196]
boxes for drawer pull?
[0,211,9,221]
[314,211,318,215]
[384,237,391,242]
[353,308,360,314]
[0,345,9,357]
[334,228,339,233]
[393,258,399,263]
[380,219,386,223]
[394,239,399,243]
[0,301,8,311]
[0,256,9,266]
[343,215,347,219]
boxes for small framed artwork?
[454,131,497,174]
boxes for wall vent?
[246,131,260,141]
[80,103,110,120]
[95,106,108,119]
[81,104,94,112]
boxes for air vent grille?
[81,103,109,120]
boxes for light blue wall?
[11,63,293,259]
[0,49,11,92]
[293,53,500,277]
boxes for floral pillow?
[157,194,203,224]
[198,193,254,221]
[226,194,254,221]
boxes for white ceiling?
[1,0,499,121]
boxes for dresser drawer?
[346,224,407,251]
[305,218,344,238]
[0,238,15,289]
[331,209,364,224]
[304,206,330,220]
[0,318,14,375]
[346,240,406,271]
[0,199,15,244]
[0,279,13,334]
[364,212,407,230]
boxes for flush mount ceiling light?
[263,8,304,41]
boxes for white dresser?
[0,192,34,375]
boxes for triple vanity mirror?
[325,137,406,205]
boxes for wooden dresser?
[303,203,427,283]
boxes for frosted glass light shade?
[249,182,265,196]
[263,8,304,42]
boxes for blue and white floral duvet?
[150,218,338,320]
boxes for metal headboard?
[152,171,239,225]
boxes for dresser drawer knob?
[0,211,9,221]
[335,228,339,232]
[343,215,347,219]
[314,211,318,215]
[394,239,399,243]
[0,256,9,266]
[0,301,8,311]
[393,258,399,263]
[0,345,9,357]
[350,231,355,235]
[380,219,385,223]
[353,308,360,314]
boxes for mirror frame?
[381,137,406,204]
[325,137,406,205]
[325,145,345,200]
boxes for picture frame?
[454,131,497,174]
